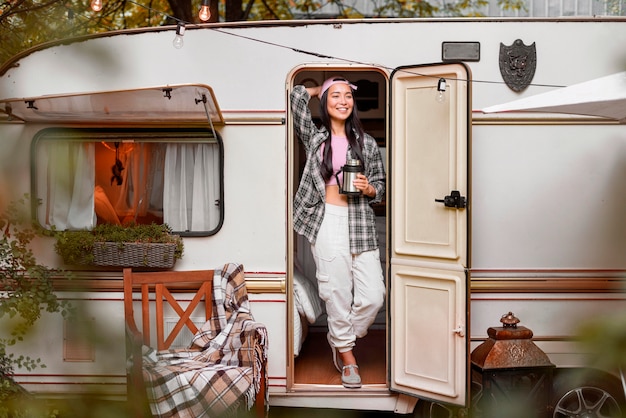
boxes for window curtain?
[37,141,95,230]
[163,143,219,232]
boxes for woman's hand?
[354,173,375,197]
[306,86,322,99]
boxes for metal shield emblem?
[499,39,537,92]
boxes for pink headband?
[319,77,358,99]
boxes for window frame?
[31,127,225,237]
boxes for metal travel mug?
[337,159,362,195]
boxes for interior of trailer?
[291,69,388,387]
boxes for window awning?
[0,84,223,124]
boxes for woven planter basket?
[92,241,178,268]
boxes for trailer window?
[32,128,223,236]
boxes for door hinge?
[452,325,465,337]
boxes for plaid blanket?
[141,263,268,418]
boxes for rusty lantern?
[470,312,555,418]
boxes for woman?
[291,76,386,389]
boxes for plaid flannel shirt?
[290,85,386,254]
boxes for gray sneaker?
[341,364,361,389]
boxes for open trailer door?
[389,63,470,407]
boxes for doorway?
[289,68,388,387]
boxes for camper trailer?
[1,17,625,416]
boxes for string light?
[199,0,211,21]
[172,22,185,49]
[84,0,565,91]
[90,0,103,12]
[436,78,446,103]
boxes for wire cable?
[97,1,567,88]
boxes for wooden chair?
[123,264,267,417]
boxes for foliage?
[54,222,184,265]
[577,311,626,372]
[497,0,527,11]
[366,0,491,17]
[0,195,73,418]
[0,0,173,68]
[0,0,531,69]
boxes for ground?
[30,398,403,418]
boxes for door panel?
[392,66,468,264]
[389,63,470,407]
[391,264,466,399]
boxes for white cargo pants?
[311,203,385,353]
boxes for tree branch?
[0,0,64,23]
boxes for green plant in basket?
[55,223,184,267]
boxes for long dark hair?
[319,81,365,182]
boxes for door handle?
[435,190,466,209]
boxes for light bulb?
[199,5,211,21]
[436,91,445,103]
[172,34,184,49]
[172,22,185,49]
[90,0,103,11]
